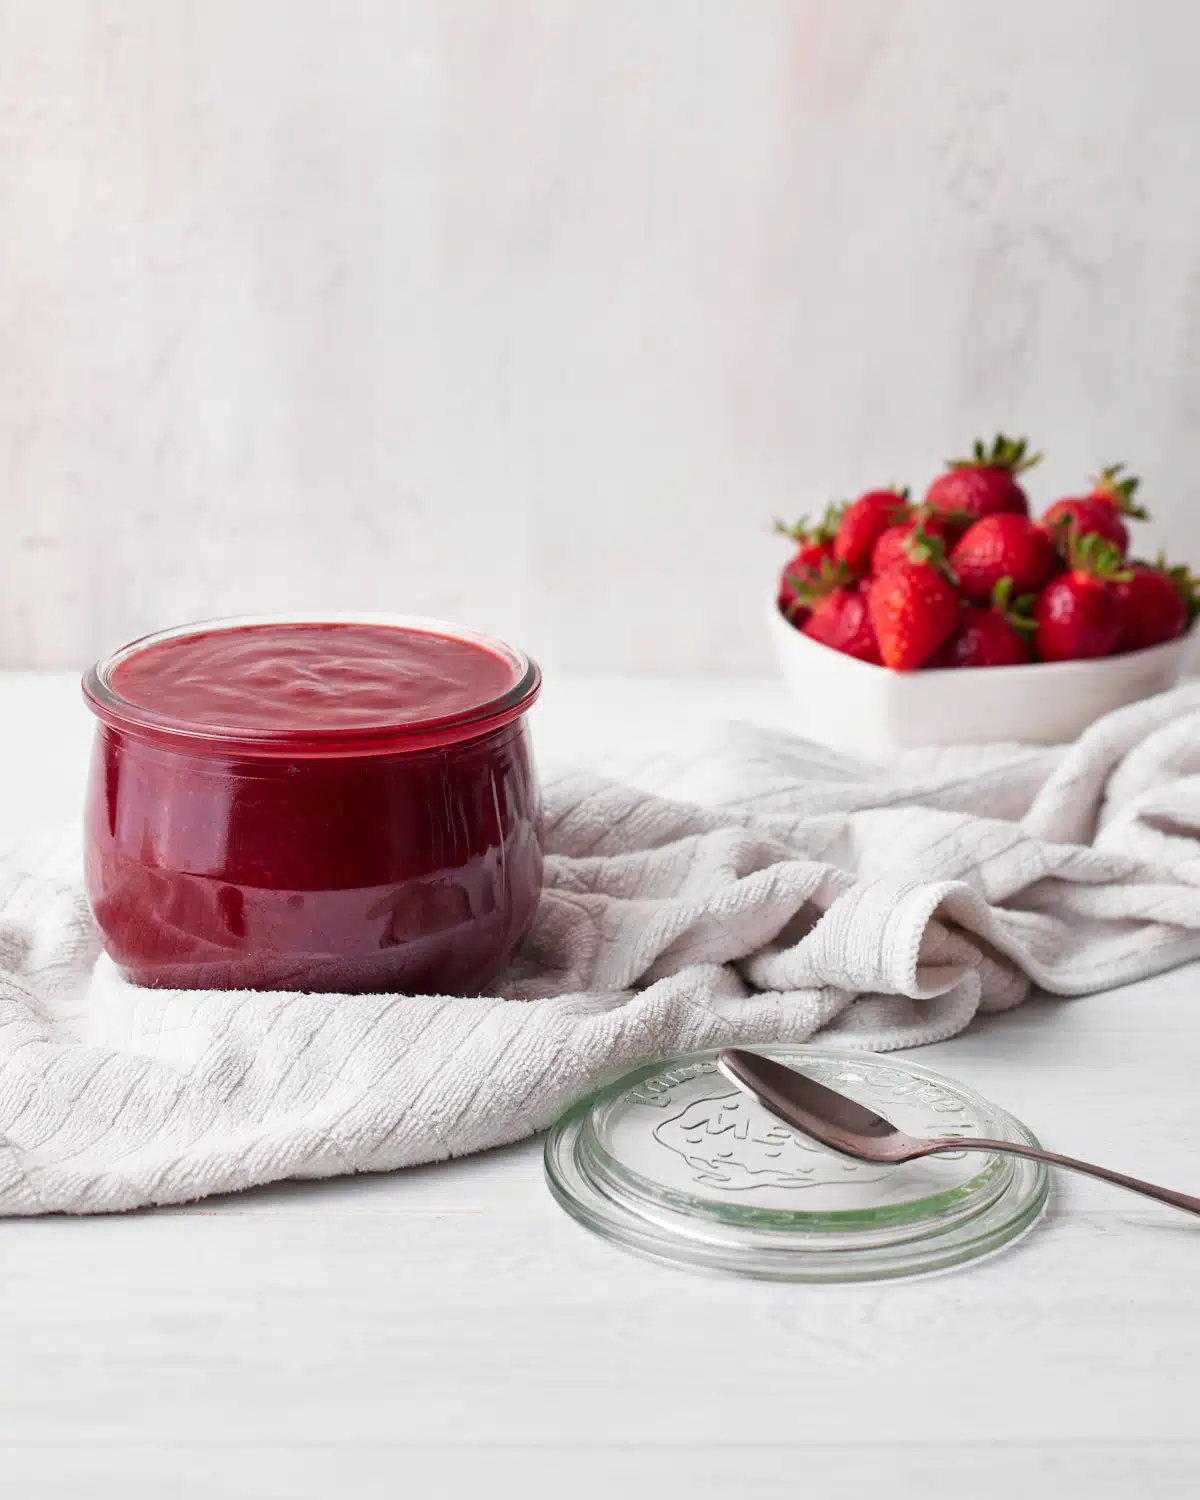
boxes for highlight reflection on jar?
[82,614,544,995]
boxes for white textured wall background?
[1,0,1199,672]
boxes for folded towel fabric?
[2,685,1200,1216]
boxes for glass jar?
[81,614,543,994]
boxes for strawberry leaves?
[1091,463,1149,520]
[949,433,1042,475]
[991,576,1037,637]
[773,502,844,546]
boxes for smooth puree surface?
[108,621,521,734]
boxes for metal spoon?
[716,1048,1200,1218]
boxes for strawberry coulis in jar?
[82,617,543,994]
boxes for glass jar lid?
[545,1046,1048,1282]
[82,612,541,757]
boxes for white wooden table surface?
[0,671,1197,1500]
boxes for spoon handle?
[921,1139,1200,1217]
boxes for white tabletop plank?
[0,672,1197,1498]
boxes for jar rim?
[82,612,542,757]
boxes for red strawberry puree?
[82,617,543,994]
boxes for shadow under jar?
[82,614,543,994]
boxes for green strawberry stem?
[902,522,959,586]
[772,501,844,544]
[1091,462,1149,520]
[991,576,1037,637]
[1066,529,1132,581]
[949,433,1042,474]
[783,555,856,605]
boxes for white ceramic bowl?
[768,599,1193,753]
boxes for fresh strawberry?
[924,434,1040,523]
[790,560,881,662]
[774,505,841,621]
[1040,495,1127,553]
[1040,464,1149,557]
[949,513,1059,602]
[1033,533,1129,662]
[1115,559,1195,653]
[936,578,1035,668]
[778,547,829,621]
[940,610,1031,669]
[870,509,964,577]
[833,487,910,573]
[802,586,882,664]
[868,527,961,671]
